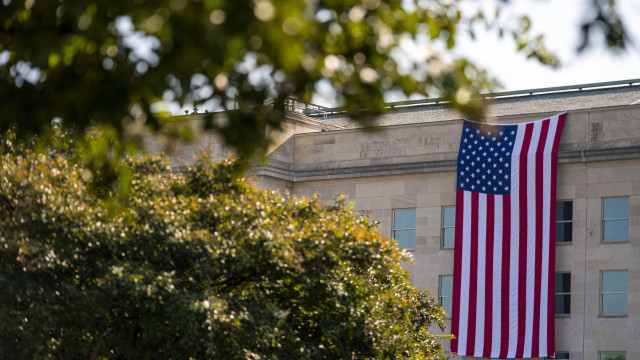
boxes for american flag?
[450,113,566,358]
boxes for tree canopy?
[0,0,562,156]
[1,0,629,161]
[1,0,629,148]
[0,134,449,359]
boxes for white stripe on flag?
[474,193,487,356]
[508,124,526,358]
[523,120,542,357]
[458,190,473,354]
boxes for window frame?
[439,275,453,318]
[600,270,628,317]
[555,200,573,244]
[392,208,416,249]
[601,197,630,243]
[546,352,570,360]
[555,272,571,316]
[441,206,456,249]
[599,351,626,360]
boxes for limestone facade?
[155,82,640,360]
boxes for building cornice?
[251,146,640,183]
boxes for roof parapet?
[305,78,640,116]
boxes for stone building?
[148,79,640,360]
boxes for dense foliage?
[0,137,448,359]
[2,0,627,194]
[0,0,572,157]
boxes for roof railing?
[306,78,640,116]
[263,98,328,115]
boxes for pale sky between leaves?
[310,0,640,107]
[453,0,640,93]
[175,0,640,112]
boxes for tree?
[0,0,586,157]
[0,134,449,359]
[1,0,629,194]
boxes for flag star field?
[457,123,517,195]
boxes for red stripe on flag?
[548,113,566,353]
[499,196,511,359]
[451,189,465,353]
[466,192,479,355]
[532,119,551,355]
[483,195,495,357]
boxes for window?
[556,201,573,243]
[601,271,628,315]
[442,206,456,248]
[546,352,569,359]
[600,352,626,360]
[602,197,629,241]
[555,273,571,315]
[439,275,453,317]
[393,209,416,248]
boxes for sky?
[172,0,640,112]
[310,0,640,107]
[453,0,640,92]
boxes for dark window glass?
[556,201,573,221]
[600,352,626,360]
[546,352,570,359]
[555,273,571,315]
[556,201,573,243]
